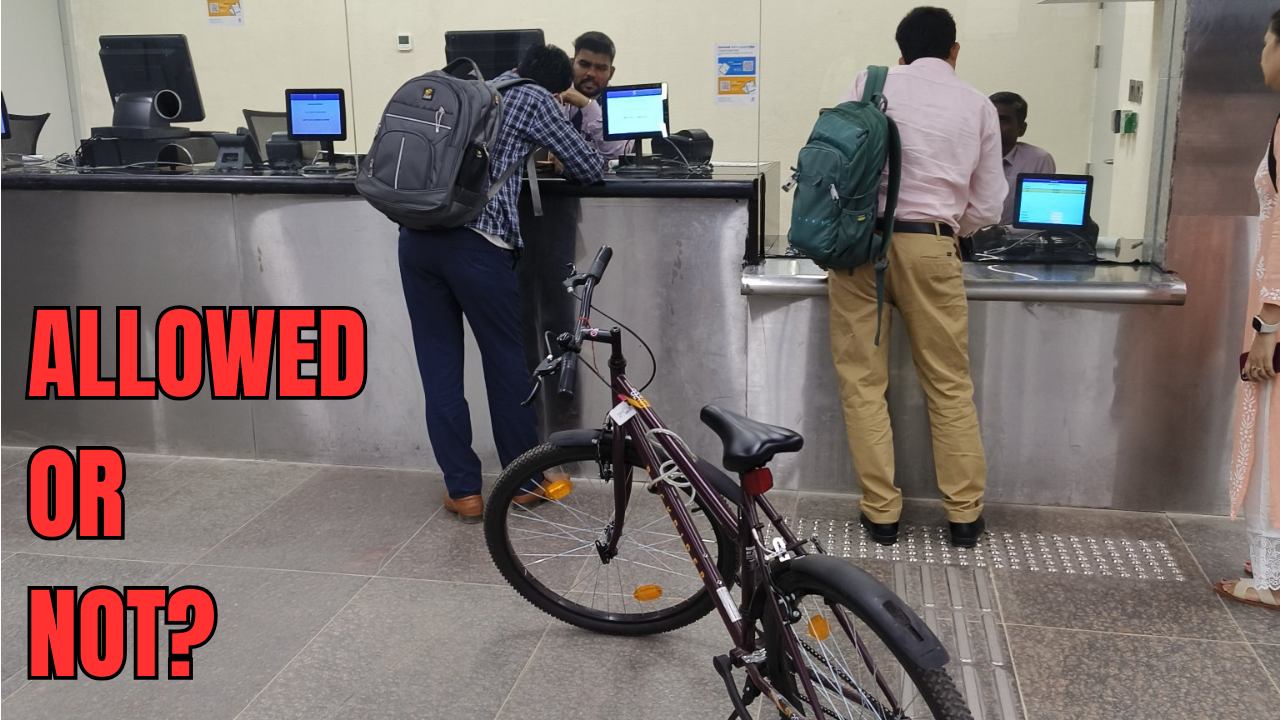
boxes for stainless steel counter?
[742,257,1187,305]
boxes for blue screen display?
[288,92,343,137]
[1017,178,1088,226]
[603,87,665,137]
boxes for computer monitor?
[286,89,347,141]
[444,29,544,80]
[601,84,670,142]
[286,89,347,169]
[95,34,204,139]
[1013,173,1094,232]
[1,95,9,140]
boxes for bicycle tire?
[485,441,738,636]
[763,567,972,720]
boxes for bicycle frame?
[544,248,915,719]
[578,325,844,719]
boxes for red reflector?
[743,468,773,496]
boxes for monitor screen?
[601,84,669,141]
[98,35,205,123]
[445,29,544,80]
[286,89,346,141]
[1,95,8,140]
[1014,174,1093,230]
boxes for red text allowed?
[29,586,217,680]
[26,306,367,400]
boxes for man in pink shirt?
[830,6,1006,548]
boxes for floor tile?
[198,466,441,575]
[1,564,368,719]
[6,453,206,553]
[1,447,35,471]
[26,459,319,564]
[378,505,504,585]
[986,506,1238,640]
[1253,643,1280,687]
[495,612,734,720]
[0,553,181,685]
[1007,625,1279,720]
[1169,512,1280,644]
[236,577,548,720]
[0,671,28,700]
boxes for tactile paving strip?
[770,518,1187,582]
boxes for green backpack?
[784,65,902,344]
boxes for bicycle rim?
[485,441,737,636]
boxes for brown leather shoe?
[442,492,483,523]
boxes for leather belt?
[876,219,954,237]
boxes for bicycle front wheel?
[485,441,738,636]
[764,566,972,720]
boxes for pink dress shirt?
[844,58,1007,237]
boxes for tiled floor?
[1,448,1277,719]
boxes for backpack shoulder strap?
[863,65,889,106]
[872,116,903,347]
[488,76,534,93]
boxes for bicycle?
[484,246,972,720]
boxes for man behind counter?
[557,31,633,161]
[990,91,1056,226]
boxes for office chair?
[242,109,287,160]
[3,112,50,155]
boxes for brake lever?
[521,377,542,407]
[522,353,563,407]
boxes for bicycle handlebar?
[586,246,612,283]
[557,351,579,400]
[553,246,614,402]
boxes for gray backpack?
[356,58,540,231]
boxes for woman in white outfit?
[1216,9,1280,611]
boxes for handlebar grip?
[557,352,579,401]
[587,246,613,282]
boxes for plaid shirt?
[469,72,605,248]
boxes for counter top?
[742,257,1187,305]
[0,163,775,199]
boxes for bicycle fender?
[546,429,745,507]
[774,554,950,670]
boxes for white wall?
[2,0,79,157]
[63,0,358,152]
[37,0,1165,240]
[343,1,762,161]
[1103,1,1163,241]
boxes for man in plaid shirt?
[398,44,605,523]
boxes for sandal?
[1214,578,1279,611]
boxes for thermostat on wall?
[397,33,412,52]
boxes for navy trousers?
[398,226,539,499]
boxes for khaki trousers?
[828,230,987,524]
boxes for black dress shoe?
[949,515,986,548]
[859,514,900,546]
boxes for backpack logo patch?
[422,87,434,100]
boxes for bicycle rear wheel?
[764,566,972,720]
[485,441,738,636]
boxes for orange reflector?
[633,585,663,602]
[807,615,830,641]
[543,477,573,501]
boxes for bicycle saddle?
[699,405,804,473]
